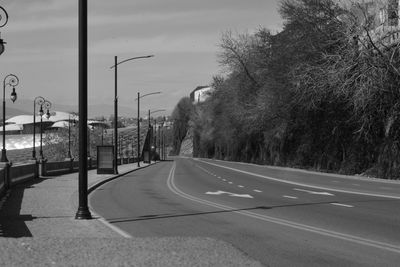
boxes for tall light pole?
[135,92,161,166]
[1,74,18,162]
[32,96,46,160]
[110,54,154,174]
[150,109,166,161]
[39,100,51,161]
[67,113,76,159]
[75,0,92,220]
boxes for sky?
[0,0,283,117]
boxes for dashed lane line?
[253,190,262,193]
[330,203,354,208]
[167,162,400,254]
[195,159,400,200]
[283,195,298,199]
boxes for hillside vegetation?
[172,0,400,179]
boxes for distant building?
[3,111,109,134]
[190,86,213,104]
[353,0,400,47]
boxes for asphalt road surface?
[90,158,400,266]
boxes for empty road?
[90,158,400,266]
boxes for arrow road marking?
[294,188,334,196]
[205,190,254,199]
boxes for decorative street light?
[1,74,19,162]
[39,100,51,161]
[135,92,161,167]
[32,96,47,160]
[150,109,166,161]
[110,54,154,174]
[67,113,77,159]
[0,6,9,56]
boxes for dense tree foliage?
[171,97,193,155]
[171,0,400,179]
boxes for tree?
[171,97,193,155]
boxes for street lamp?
[32,96,47,160]
[135,91,161,167]
[39,100,51,161]
[0,6,9,56]
[75,0,92,220]
[1,74,19,162]
[67,113,76,159]
[110,54,154,174]
[150,109,166,161]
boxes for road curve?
[90,158,400,266]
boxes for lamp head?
[39,105,44,116]
[46,109,51,119]
[10,87,17,103]
[0,39,5,56]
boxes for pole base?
[75,206,92,220]
[0,149,8,162]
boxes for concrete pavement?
[0,161,262,266]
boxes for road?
[90,157,400,266]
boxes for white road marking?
[228,182,233,184]
[168,162,400,254]
[330,203,354,208]
[195,159,400,199]
[205,190,254,199]
[253,190,262,193]
[294,188,334,196]
[238,185,244,188]
[283,195,298,199]
[352,183,360,186]
[222,179,227,181]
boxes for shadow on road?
[106,201,340,224]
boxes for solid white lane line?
[330,203,354,208]
[168,162,400,254]
[253,190,262,193]
[283,195,298,199]
[195,159,400,199]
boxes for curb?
[87,162,156,194]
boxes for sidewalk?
[0,161,262,266]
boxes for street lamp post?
[67,113,75,159]
[39,100,51,161]
[32,96,46,160]
[110,54,154,174]
[1,74,19,162]
[75,0,92,220]
[149,109,165,161]
[135,92,161,166]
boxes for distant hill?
[6,99,139,118]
